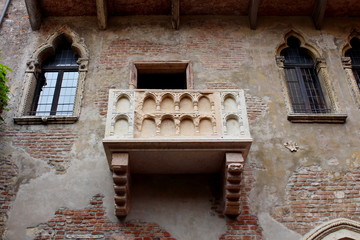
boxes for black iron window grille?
[346,37,360,90]
[281,36,329,114]
[30,43,79,116]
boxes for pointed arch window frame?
[276,32,347,123]
[14,26,89,125]
[302,218,360,240]
[342,33,360,109]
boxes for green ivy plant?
[0,60,11,121]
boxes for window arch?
[15,26,89,124]
[276,31,347,123]
[302,218,360,240]
[281,36,328,114]
[341,31,360,109]
[345,37,360,90]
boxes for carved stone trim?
[302,218,360,240]
[26,59,40,73]
[78,58,89,72]
[316,60,339,113]
[111,153,130,217]
[223,153,244,215]
[275,56,285,68]
[275,29,322,58]
[341,33,360,109]
[287,113,347,123]
[284,141,299,152]
[343,67,360,108]
[341,29,360,57]
[31,25,90,63]
[104,89,252,141]
[315,57,326,69]
[341,57,352,69]
[13,116,78,125]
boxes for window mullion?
[50,71,64,115]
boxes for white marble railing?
[104,89,251,140]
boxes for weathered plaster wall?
[1,0,360,239]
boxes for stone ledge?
[287,113,347,124]
[103,138,252,174]
[14,116,78,125]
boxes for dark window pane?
[281,48,313,65]
[285,68,306,112]
[354,69,360,89]
[301,68,327,113]
[138,73,187,89]
[43,44,79,67]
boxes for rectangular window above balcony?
[130,61,193,89]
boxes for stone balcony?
[102,89,252,216]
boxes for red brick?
[274,166,360,235]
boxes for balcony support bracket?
[223,153,244,215]
[111,153,130,217]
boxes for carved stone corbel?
[77,58,89,72]
[111,153,130,217]
[315,57,327,69]
[26,59,40,73]
[275,56,285,68]
[223,153,244,215]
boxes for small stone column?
[223,153,244,215]
[111,153,130,217]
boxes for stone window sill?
[287,113,347,123]
[14,116,78,125]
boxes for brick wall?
[211,165,264,240]
[31,194,175,240]
[0,157,18,237]
[273,165,360,235]
[1,128,77,174]
[94,85,117,116]
[245,95,268,122]
[99,25,245,71]
[0,0,31,74]
[29,166,263,240]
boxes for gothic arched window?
[14,27,89,125]
[281,36,328,113]
[345,37,360,90]
[30,40,79,116]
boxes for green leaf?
[0,58,12,122]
